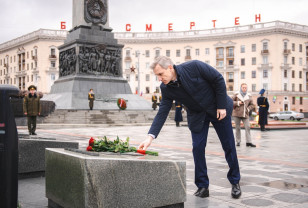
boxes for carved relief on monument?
[84,0,108,25]
[78,45,121,76]
[59,48,77,77]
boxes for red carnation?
[87,146,93,151]
[89,137,95,146]
[136,149,146,155]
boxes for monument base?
[42,75,151,110]
[46,148,186,208]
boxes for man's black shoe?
[194,188,209,198]
[231,184,241,199]
[32,132,37,135]
[246,143,256,147]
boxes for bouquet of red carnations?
[87,136,158,156]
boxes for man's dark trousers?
[191,114,240,188]
[27,116,37,133]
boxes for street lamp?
[132,50,143,95]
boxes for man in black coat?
[138,56,241,199]
[257,89,269,131]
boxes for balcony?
[49,55,57,59]
[226,54,234,58]
[32,55,37,60]
[227,79,234,82]
[283,49,291,55]
[185,55,191,61]
[280,63,291,70]
[261,50,269,55]
[216,54,224,59]
[124,56,132,62]
[4,63,8,68]
[258,63,273,70]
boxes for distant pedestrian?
[152,93,158,110]
[232,83,256,147]
[257,89,269,131]
[174,100,183,127]
[88,89,95,110]
[23,85,41,135]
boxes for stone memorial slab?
[19,139,78,174]
[45,148,186,208]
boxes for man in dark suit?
[138,56,241,199]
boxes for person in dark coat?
[88,89,95,110]
[138,56,241,199]
[152,93,158,110]
[174,100,183,127]
[257,89,269,131]
[23,85,41,135]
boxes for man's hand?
[138,135,154,150]
[24,113,27,115]
[217,109,226,120]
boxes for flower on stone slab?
[89,137,95,146]
[87,146,93,151]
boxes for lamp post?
[136,51,141,95]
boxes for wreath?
[117,98,127,110]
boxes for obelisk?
[43,0,151,110]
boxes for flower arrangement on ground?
[86,136,158,156]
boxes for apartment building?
[116,21,308,112]
[0,29,67,93]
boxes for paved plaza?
[18,123,308,208]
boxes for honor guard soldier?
[88,89,95,110]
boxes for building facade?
[115,21,308,112]
[0,29,67,93]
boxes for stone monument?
[43,0,151,110]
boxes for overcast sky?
[0,0,307,44]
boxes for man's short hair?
[150,56,174,70]
[241,83,247,87]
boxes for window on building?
[27,52,29,59]
[284,41,288,50]
[228,47,234,57]
[31,63,33,69]
[51,48,56,56]
[299,71,302,78]
[31,75,33,82]
[252,71,256,78]
[51,61,56,68]
[145,50,150,57]
[195,49,200,56]
[263,42,268,50]
[252,84,256,92]
[299,84,302,92]
[263,69,268,78]
[292,43,295,51]
[284,70,288,78]
[186,49,191,57]
[252,57,256,65]
[300,97,303,105]
[126,74,130,81]
[155,50,160,57]
[218,61,223,67]
[228,72,234,81]
[292,83,295,91]
[218,48,223,57]
[125,62,131,69]
[240,45,245,53]
[176,50,181,57]
[241,71,245,79]
[146,74,150,81]
[205,48,210,55]
[299,44,303,52]
[299,58,302,66]
[284,55,288,64]
[166,50,170,57]
[252,44,256,52]
[263,56,268,64]
[241,58,245,66]
[146,62,150,69]
[228,59,234,66]
[292,97,295,104]
[263,83,268,90]
[292,70,295,78]
[292,57,295,65]
[27,64,29,70]
[126,50,130,57]
[10,56,12,63]
[284,83,287,91]
[51,74,55,81]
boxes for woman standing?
[257,89,269,131]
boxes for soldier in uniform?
[174,100,183,127]
[257,89,269,131]
[23,85,41,135]
[152,93,158,110]
[88,89,95,110]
